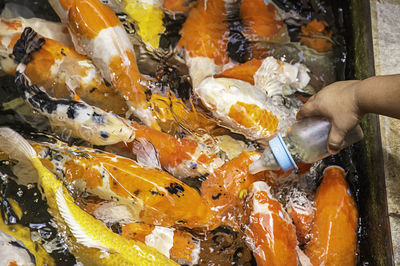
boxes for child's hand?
[296,80,364,154]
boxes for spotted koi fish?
[305,166,358,265]
[13,28,135,146]
[163,0,196,14]
[200,151,284,231]
[31,140,216,229]
[2,26,128,116]
[49,0,159,129]
[0,127,177,265]
[110,121,224,178]
[0,16,72,75]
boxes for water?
[0,0,367,264]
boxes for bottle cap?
[269,132,298,172]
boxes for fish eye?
[100,130,109,139]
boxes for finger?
[327,124,347,155]
[296,99,320,120]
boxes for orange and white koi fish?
[49,0,159,129]
[110,121,224,178]
[200,151,282,230]
[194,77,282,141]
[121,222,200,265]
[32,140,216,229]
[177,0,230,86]
[245,181,302,266]
[219,56,311,102]
[0,16,72,75]
[0,127,176,265]
[13,30,135,146]
[0,230,36,266]
[3,26,128,116]
[305,166,358,265]
[195,55,311,141]
[240,0,289,43]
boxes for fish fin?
[0,128,39,184]
[55,186,109,250]
[13,27,45,65]
[296,246,312,266]
[132,137,161,169]
[0,127,37,162]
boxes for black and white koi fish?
[13,27,135,145]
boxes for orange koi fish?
[177,0,230,86]
[300,19,333,53]
[216,58,263,85]
[245,181,300,266]
[201,151,282,230]
[110,121,224,178]
[0,17,72,75]
[163,0,196,14]
[49,0,159,129]
[32,140,216,229]
[305,166,358,265]
[121,222,200,265]
[240,0,288,43]
[3,26,128,116]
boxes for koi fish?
[245,181,300,266]
[177,0,230,86]
[272,173,316,245]
[110,121,224,178]
[31,140,216,228]
[13,28,135,146]
[49,0,159,129]
[0,16,72,75]
[121,222,200,265]
[200,151,282,230]
[111,0,166,50]
[0,230,36,266]
[300,19,333,53]
[305,166,358,265]
[2,26,128,116]
[163,0,196,14]
[0,127,177,265]
[240,0,289,43]
[195,77,295,141]
[219,56,311,103]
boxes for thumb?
[328,124,347,155]
[296,97,319,120]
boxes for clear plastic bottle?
[249,117,364,173]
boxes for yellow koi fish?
[105,0,165,50]
[0,127,177,265]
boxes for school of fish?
[0,0,359,265]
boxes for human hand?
[296,80,364,154]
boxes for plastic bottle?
[249,117,364,173]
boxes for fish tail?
[0,127,37,162]
[13,27,45,66]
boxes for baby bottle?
[249,117,364,173]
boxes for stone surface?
[370,0,400,264]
